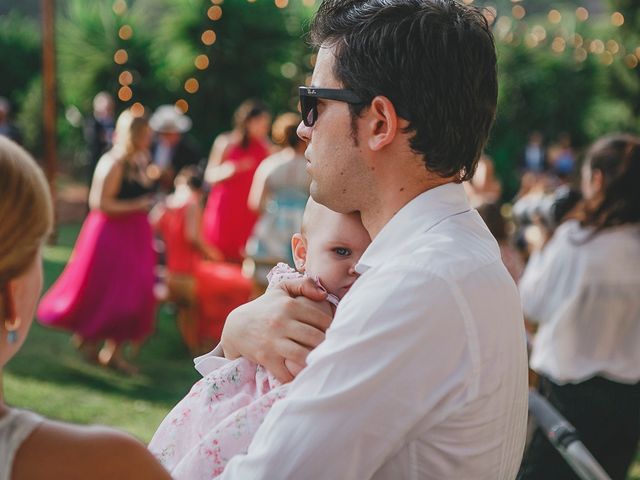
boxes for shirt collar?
[355,182,471,274]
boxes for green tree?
[0,12,41,109]
[150,0,314,148]
[57,0,164,112]
[607,0,640,124]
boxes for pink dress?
[202,139,270,262]
[37,174,156,342]
[149,264,338,479]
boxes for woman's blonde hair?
[112,109,149,160]
[0,137,53,288]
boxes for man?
[84,92,115,184]
[149,105,201,192]
[216,1,528,478]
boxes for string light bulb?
[208,6,223,20]
[118,25,133,40]
[131,102,145,117]
[118,70,133,86]
[118,86,132,102]
[551,37,566,53]
[201,30,217,45]
[625,54,638,69]
[606,40,619,55]
[112,0,127,15]
[512,5,525,20]
[611,12,624,27]
[548,10,561,24]
[575,7,589,22]
[175,99,189,113]
[114,49,128,65]
[195,54,210,70]
[185,78,200,94]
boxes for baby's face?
[300,209,371,299]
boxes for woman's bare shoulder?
[12,419,171,480]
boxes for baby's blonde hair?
[0,137,53,289]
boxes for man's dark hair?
[310,0,497,181]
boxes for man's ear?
[365,95,399,152]
[291,233,307,272]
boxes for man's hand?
[221,277,333,382]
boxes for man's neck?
[360,174,454,239]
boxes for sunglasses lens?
[300,94,316,127]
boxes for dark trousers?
[518,376,640,480]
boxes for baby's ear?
[291,233,307,272]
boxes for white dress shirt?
[219,183,529,479]
[520,220,640,385]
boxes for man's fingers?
[276,338,312,369]
[283,320,326,349]
[287,296,333,332]
[265,359,295,384]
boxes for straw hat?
[149,105,192,133]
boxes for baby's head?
[292,198,371,299]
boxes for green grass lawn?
[4,223,200,443]
[4,223,640,478]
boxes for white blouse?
[519,220,640,385]
[0,409,43,480]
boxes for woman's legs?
[71,334,100,364]
[518,376,640,480]
[98,340,139,375]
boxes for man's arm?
[218,267,471,479]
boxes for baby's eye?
[333,247,351,257]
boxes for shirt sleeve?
[518,223,579,324]
[217,265,471,479]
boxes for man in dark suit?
[149,105,202,192]
[84,92,115,185]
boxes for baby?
[149,198,371,479]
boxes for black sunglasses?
[299,86,366,127]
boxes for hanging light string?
[471,0,639,69]
[112,0,145,115]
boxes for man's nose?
[297,120,311,143]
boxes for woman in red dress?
[202,100,272,263]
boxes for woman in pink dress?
[37,110,156,374]
[202,100,272,263]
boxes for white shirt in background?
[219,183,529,480]
[153,142,172,171]
[520,220,640,385]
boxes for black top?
[117,164,155,200]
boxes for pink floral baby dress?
[149,263,338,479]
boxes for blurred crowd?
[464,130,640,479]
[27,93,310,374]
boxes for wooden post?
[42,0,58,243]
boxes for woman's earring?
[5,317,21,344]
